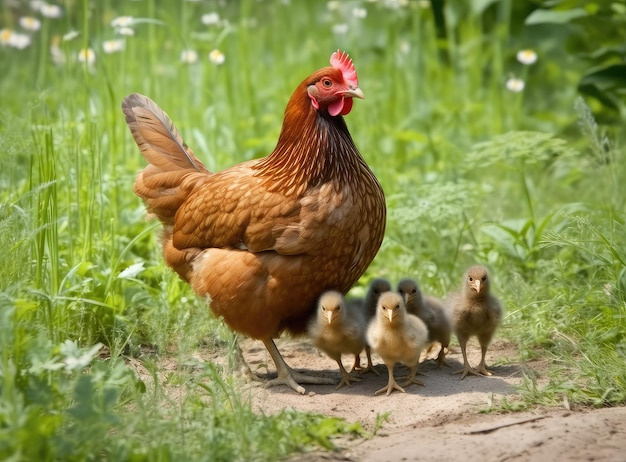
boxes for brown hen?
[446,265,502,379]
[122,50,386,394]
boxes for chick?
[446,265,502,379]
[347,278,391,374]
[397,278,451,368]
[308,291,367,389]
[367,291,429,396]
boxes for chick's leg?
[352,346,380,376]
[477,334,494,376]
[400,363,425,388]
[451,334,480,379]
[262,338,334,394]
[337,359,361,390]
[375,363,405,396]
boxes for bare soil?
[233,337,626,462]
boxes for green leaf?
[525,8,588,25]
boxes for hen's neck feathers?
[254,84,367,193]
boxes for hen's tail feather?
[122,93,208,173]
[123,93,210,226]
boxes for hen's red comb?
[330,49,358,88]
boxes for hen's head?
[306,49,364,116]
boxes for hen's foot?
[264,368,334,394]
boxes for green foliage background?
[1,0,625,460]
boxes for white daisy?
[516,49,537,65]
[201,12,220,25]
[41,3,63,18]
[111,16,133,28]
[180,49,199,64]
[19,16,41,31]
[78,48,96,65]
[103,39,124,54]
[208,49,225,65]
[506,77,525,93]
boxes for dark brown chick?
[308,291,367,389]
[347,278,391,374]
[367,292,428,396]
[446,265,502,379]
[397,278,451,368]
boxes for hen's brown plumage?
[397,278,451,368]
[308,291,366,389]
[446,265,502,379]
[123,50,386,394]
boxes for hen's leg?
[451,335,480,379]
[231,335,263,383]
[262,338,334,394]
[375,363,405,396]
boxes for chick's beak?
[325,311,334,324]
[471,280,481,293]
[343,86,365,99]
[386,309,394,323]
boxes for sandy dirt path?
[236,337,626,461]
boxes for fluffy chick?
[367,291,429,396]
[347,278,391,374]
[446,265,502,379]
[308,291,367,389]
[398,278,451,368]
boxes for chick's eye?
[322,79,332,88]
[482,277,487,282]
[411,289,417,294]
[468,277,473,282]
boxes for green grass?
[1,0,625,459]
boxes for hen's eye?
[322,79,332,87]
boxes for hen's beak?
[343,87,365,99]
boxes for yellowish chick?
[308,291,367,389]
[347,278,391,374]
[446,265,502,379]
[367,291,429,396]
[397,278,451,368]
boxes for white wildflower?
[332,23,348,34]
[516,49,537,65]
[353,7,367,18]
[19,16,41,31]
[41,3,63,18]
[111,16,133,28]
[30,0,45,11]
[78,47,96,65]
[506,77,525,92]
[180,49,198,64]
[103,39,124,54]
[0,28,12,46]
[327,1,340,11]
[9,32,32,49]
[63,30,79,41]
[201,12,220,25]
[116,27,135,36]
[208,48,225,65]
